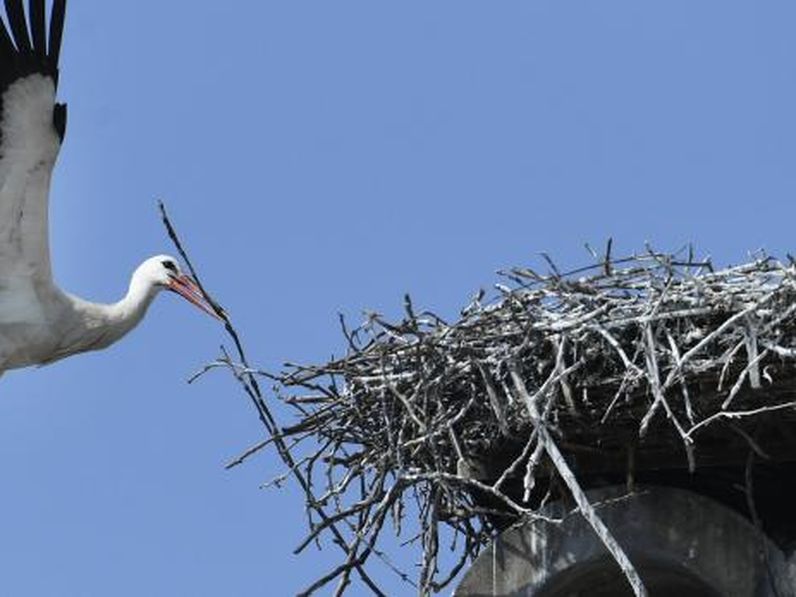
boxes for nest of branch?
[265,247,796,595]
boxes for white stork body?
[0,1,216,376]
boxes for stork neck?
[61,274,162,357]
[102,274,161,339]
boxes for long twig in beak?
[157,201,255,380]
[158,200,261,399]
[158,203,226,316]
[157,200,387,595]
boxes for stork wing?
[0,0,66,290]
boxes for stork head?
[138,254,220,319]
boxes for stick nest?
[259,247,796,595]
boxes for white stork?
[0,0,217,376]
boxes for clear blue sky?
[1,1,795,595]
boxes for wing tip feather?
[48,0,65,65]
[29,0,45,59]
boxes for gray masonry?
[454,486,796,597]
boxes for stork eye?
[161,260,178,273]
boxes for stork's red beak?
[168,274,222,320]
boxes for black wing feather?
[48,0,64,66]
[0,15,16,57]
[4,0,31,53]
[28,0,44,59]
